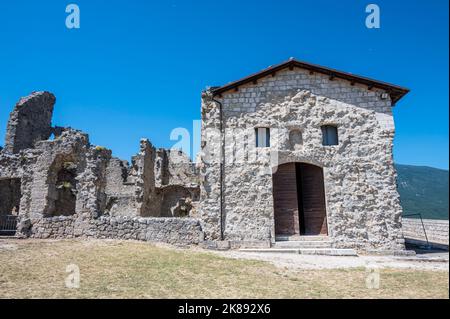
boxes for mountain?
[396,164,449,220]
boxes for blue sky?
[0,0,448,169]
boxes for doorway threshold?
[275,235,329,242]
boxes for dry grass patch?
[0,239,448,299]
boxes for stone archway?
[44,158,78,217]
[272,162,328,237]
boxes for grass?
[0,239,448,299]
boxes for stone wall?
[24,129,111,221]
[103,141,200,218]
[155,149,200,188]
[1,66,408,252]
[198,95,223,240]
[0,178,21,216]
[199,66,405,252]
[220,67,393,118]
[104,140,155,217]
[4,91,55,154]
[402,218,449,246]
[30,215,204,245]
[105,158,134,196]
[0,92,204,246]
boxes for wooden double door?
[273,163,328,236]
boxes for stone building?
[0,58,409,254]
[198,58,409,253]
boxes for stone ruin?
[0,59,410,254]
[0,92,203,244]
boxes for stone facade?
[0,59,409,253]
[198,64,407,252]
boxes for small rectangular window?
[321,125,338,146]
[255,128,270,147]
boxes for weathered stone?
[0,60,410,253]
[0,92,204,246]
[4,91,55,154]
[199,65,407,252]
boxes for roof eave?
[211,59,409,105]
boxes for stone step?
[275,235,330,242]
[0,236,18,239]
[239,248,358,256]
[273,240,332,249]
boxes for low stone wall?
[29,216,205,245]
[402,218,449,246]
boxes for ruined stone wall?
[103,139,157,217]
[0,150,38,219]
[104,157,137,217]
[105,158,133,196]
[155,149,199,187]
[200,67,405,251]
[24,129,110,220]
[102,141,200,219]
[4,92,55,154]
[152,149,201,217]
[1,129,204,244]
[30,215,204,245]
[131,139,156,217]
[0,92,205,245]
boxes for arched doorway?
[272,163,328,237]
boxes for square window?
[255,128,270,147]
[321,125,338,146]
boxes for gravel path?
[213,250,449,271]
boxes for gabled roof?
[211,58,409,105]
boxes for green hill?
[396,164,449,220]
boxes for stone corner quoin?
[0,59,409,254]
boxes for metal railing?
[0,215,18,236]
[403,213,431,249]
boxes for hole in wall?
[0,178,21,217]
[45,160,78,217]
